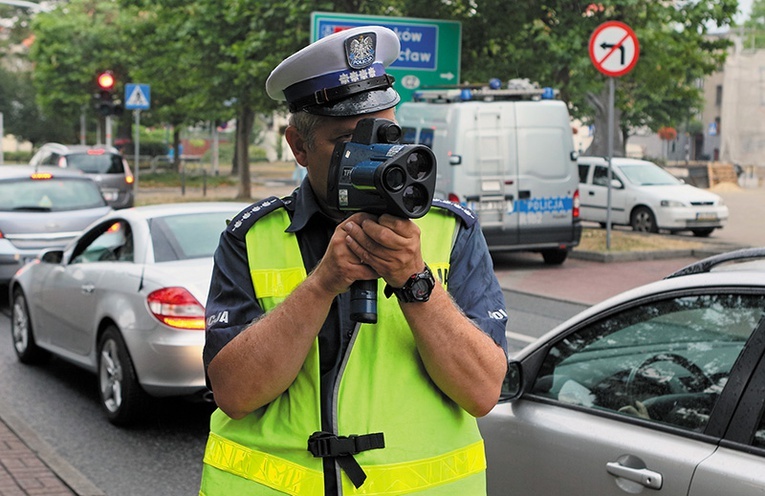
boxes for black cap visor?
[303,87,401,117]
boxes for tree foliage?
[20,0,740,179]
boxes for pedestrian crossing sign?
[125,84,151,110]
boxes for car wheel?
[97,326,149,426]
[541,249,568,265]
[692,228,714,237]
[11,289,49,364]
[630,207,658,233]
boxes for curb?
[570,241,747,263]
[0,402,105,496]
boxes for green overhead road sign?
[311,12,461,104]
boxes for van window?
[402,127,417,144]
[418,129,434,148]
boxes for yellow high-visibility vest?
[200,205,486,495]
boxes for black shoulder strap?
[226,196,286,240]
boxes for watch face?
[412,279,431,299]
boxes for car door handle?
[518,190,531,199]
[606,459,663,489]
[588,191,595,196]
[81,283,95,294]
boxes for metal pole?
[0,112,5,165]
[0,112,4,165]
[134,110,140,193]
[606,77,615,250]
[212,123,219,176]
[80,110,86,145]
[105,115,113,147]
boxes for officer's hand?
[311,215,379,296]
[342,212,424,288]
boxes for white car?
[9,202,249,426]
[578,156,729,236]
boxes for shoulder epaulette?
[431,198,477,228]
[226,196,286,239]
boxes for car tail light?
[87,148,106,155]
[123,159,135,184]
[573,189,580,219]
[448,193,460,203]
[147,287,205,330]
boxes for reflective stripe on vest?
[203,432,324,496]
[204,431,485,496]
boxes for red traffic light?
[97,71,115,91]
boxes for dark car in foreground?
[480,247,765,495]
[30,143,135,208]
[9,202,249,425]
[0,166,112,286]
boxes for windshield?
[64,152,124,174]
[618,163,682,186]
[0,177,107,212]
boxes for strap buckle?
[307,431,385,489]
[307,431,384,458]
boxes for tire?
[11,289,49,364]
[97,326,149,426]
[692,228,714,237]
[630,207,658,233]
[541,249,568,265]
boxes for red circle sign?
[589,21,640,77]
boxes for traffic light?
[94,71,123,116]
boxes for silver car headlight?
[660,200,685,208]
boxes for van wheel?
[541,249,568,265]
[631,207,658,233]
[11,289,49,364]
[98,326,149,426]
[692,228,714,237]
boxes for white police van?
[397,79,582,264]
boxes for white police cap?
[266,25,401,116]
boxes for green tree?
[742,0,765,48]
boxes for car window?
[530,293,765,433]
[578,163,589,183]
[64,152,124,174]
[72,221,132,264]
[0,177,105,212]
[592,165,622,187]
[149,211,234,262]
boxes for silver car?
[0,166,112,286]
[9,202,249,426]
[30,143,135,209]
[480,247,765,495]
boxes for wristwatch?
[384,265,436,303]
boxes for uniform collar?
[285,178,336,232]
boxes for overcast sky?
[736,0,753,23]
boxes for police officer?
[200,26,508,495]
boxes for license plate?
[469,201,505,211]
[696,212,718,220]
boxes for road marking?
[506,331,537,343]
